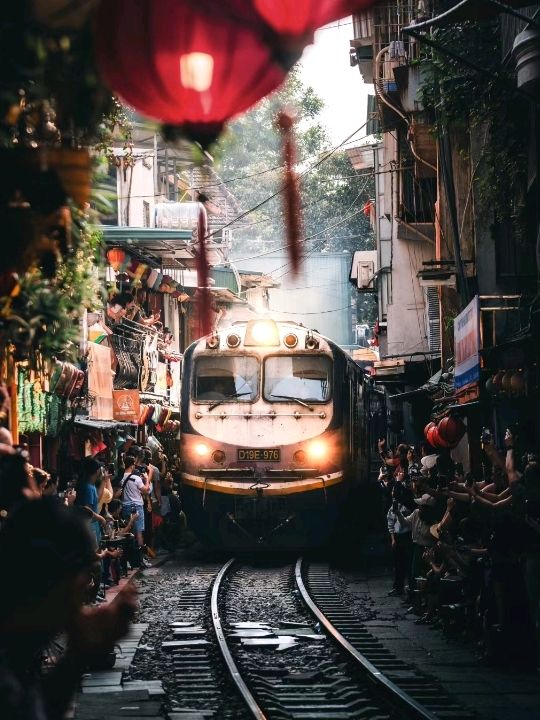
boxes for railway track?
[159,558,473,719]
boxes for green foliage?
[0,213,103,364]
[216,65,375,256]
[418,21,528,228]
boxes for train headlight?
[212,449,226,464]
[244,319,280,346]
[307,441,327,460]
[195,443,210,457]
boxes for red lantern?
[254,0,373,40]
[95,0,289,147]
[424,421,436,440]
[107,247,126,272]
[428,426,451,449]
[438,416,465,446]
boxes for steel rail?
[210,558,267,720]
[295,557,439,720]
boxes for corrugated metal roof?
[210,266,240,295]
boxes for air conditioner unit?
[350,250,377,293]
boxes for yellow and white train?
[180,318,372,549]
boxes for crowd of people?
[0,385,185,719]
[379,426,540,670]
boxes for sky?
[299,19,372,147]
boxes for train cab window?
[264,355,332,402]
[193,356,259,402]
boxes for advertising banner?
[454,295,480,390]
[112,389,140,422]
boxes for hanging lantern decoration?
[424,421,436,440]
[438,416,466,447]
[485,376,495,395]
[253,0,374,45]
[501,370,513,394]
[492,370,505,391]
[94,0,289,148]
[427,425,450,449]
[510,371,526,397]
[106,247,127,272]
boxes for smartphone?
[392,499,399,513]
[107,463,115,475]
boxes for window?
[143,201,150,228]
[193,356,259,403]
[264,356,332,403]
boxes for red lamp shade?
[107,247,126,272]
[424,422,436,440]
[438,416,465,446]
[254,0,373,38]
[94,0,288,147]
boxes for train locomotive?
[179,318,372,549]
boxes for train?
[179,318,384,549]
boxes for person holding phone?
[116,454,151,566]
[386,484,413,597]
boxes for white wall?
[116,149,159,227]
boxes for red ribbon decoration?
[276,109,303,276]
[196,203,212,336]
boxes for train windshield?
[264,355,332,402]
[193,356,259,403]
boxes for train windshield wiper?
[208,391,251,411]
[269,394,314,411]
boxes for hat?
[81,456,103,477]
[421,454,438,470]
[414,493,436,506]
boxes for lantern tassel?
[276,109,303,275]
[196,203,212,336]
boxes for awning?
[73,416,136,431]
[389,369,443,400]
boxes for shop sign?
[112,390,140,422]
[454,295,480,391]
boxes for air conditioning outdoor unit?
[350,250,377,292]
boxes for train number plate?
[237,448,280,462]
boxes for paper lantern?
[501,371,513,394]
[510,371,525,396]
[438,416,465,446]
[485,376,495,395]
[492,371,505,389]
[106,247,126,272]
[94,0,289,147]
[254,0,373,40]
[428,426,451,449]
[424,421,436,440]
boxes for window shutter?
[424,286,441,353]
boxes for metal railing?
[479,295,522,348]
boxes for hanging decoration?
[253,0,373,44]
[94,0,289,148]
[106,247,127,272]
[275,109,303,275]
[195,203,212,336]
